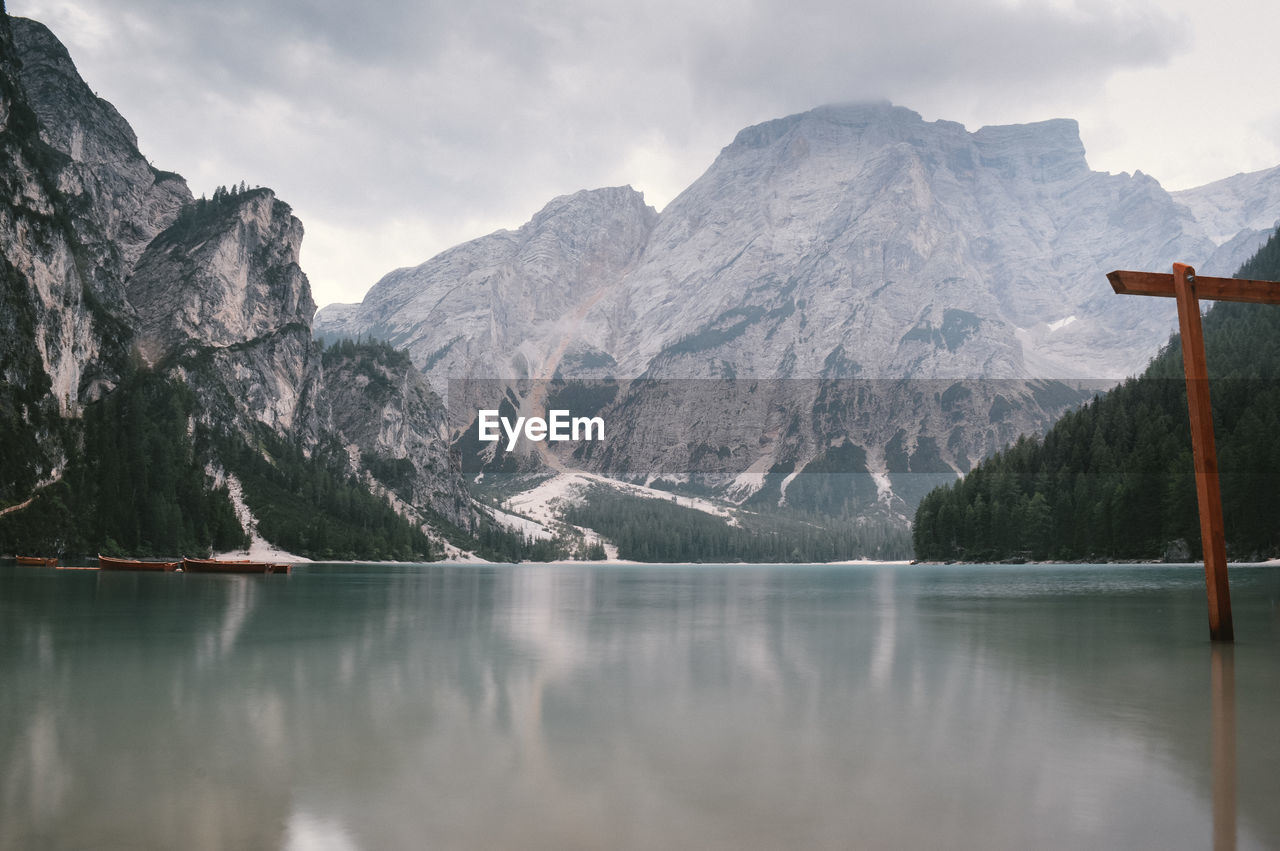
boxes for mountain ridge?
[314,101,1280,520]
[318,101,1280,383]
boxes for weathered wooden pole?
[1103,263,1280,641]
[1169,263,1232,642]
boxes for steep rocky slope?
[0,11,137,503]
[128,189,325,439]
[12,17,190,301]
[315,185,658,382]
[320,341,472,529]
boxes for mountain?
[315,185,658,382]
[0,12,471,558]
[316,102,1280,520]
[320,103,1280,383]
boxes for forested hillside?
[564,485,912,562]
[0,368,249,557]
[913,230,1280,562]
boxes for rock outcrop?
[320,342,472,528]
[128,189,325,439]
[318,185,657,383]
[12,17,191,293]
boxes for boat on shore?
[34,554,294,574]
[98,554,180,571]
[182,557,291,574]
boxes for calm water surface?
[3,561,1279,849]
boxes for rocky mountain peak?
[315,97,1280,521]
[11,18,140,161]
[519,185,658,279]
[315,183,658,383]
[529,185,656,229]
[322,100,1280,389]
[2,8,474,554]
[129,188,314,361]
[1172,164,1280,245]
[11,15,191,290]
[723,101,925,153]
[971,118,1088,183]
[697,104,1089,213]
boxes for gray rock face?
[127,189,324,439]
[320,344,472,527]
[554,377,1099,514]
[0,10,78,499]
[11,17,190,330]
[1171,165,1280,270]
[317,101,1280,514]
[129,191,315,357]
[1,15,189,424]
[601,104,1231,382]
[317,185,657,382]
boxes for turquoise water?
[2,561,1279,849]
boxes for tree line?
[564,484,912,562]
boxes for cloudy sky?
[11,0,1280,308]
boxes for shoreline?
[12,554,1280,569]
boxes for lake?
[2,561,1279,849]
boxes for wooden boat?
[16,555,58,567]
[181,557,291,574]
[98,554,180,571]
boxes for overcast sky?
[11,0,1280,309]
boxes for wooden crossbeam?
[1108,270,1280,304]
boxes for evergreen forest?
[0,366,248,557]
[0,347,448,561]
[564,484,912,562]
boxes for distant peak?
[973,118,1083,152]
[530,185,657,227]
[970,118,1088,180]
[979,116,1078,133]
[727,100,924,151]
[811,100,919,122]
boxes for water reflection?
[282,810,358,851]
[1213,644,1236,851]
[1,563,1278,849]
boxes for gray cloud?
[12,0,1186,304]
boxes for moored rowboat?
[16,555,58,567]
[98,554,180,571]
[181,557,291,574]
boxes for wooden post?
[1104,263,1280,642]
[1171,263,1233,642]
